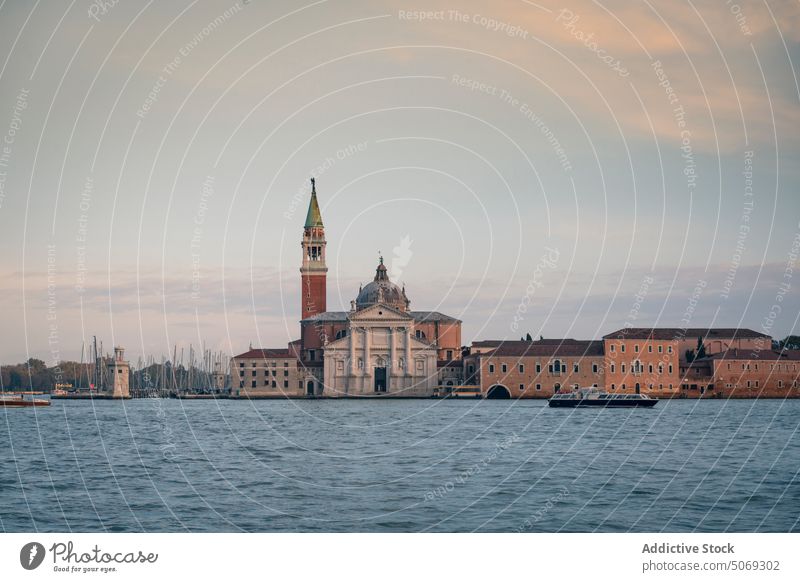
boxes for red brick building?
[601,328,771,398]
[464,339,605,399]
[680,348,800,398]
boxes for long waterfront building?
[231,181,800,400]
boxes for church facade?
[231,179,462,398]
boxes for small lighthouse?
[107,346,130,399]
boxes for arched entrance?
[306,381,315,396]
[486,385,511,399]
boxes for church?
[231,179,463,398]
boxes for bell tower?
[300,177,327,319]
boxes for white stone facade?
[323,304,438,397]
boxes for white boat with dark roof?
[548,387,658,408]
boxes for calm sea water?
[1,399,798,532]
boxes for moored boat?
[0,393,52,407]
[549,387,657,408]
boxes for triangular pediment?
[348,303,413,322]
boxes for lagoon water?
[1,399,798,532]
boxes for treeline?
[0,358,225,393]
[0,358,86,391]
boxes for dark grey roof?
[484,340,604,358]
[473,339,582,348]
[233,348,295,359]
[410,311,461,323]
[301,311,349,323]
[603,328,769,340]
[301,310,460,324]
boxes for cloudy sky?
[0,0,798,363]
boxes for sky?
[0,0,798,364]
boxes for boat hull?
[0,400,51,407]
[549,398,657,408]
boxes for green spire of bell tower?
[304,177,324,228]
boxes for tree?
[780,335,800,350]
[695,337,707,360]
[526,333,533,342]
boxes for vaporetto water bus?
[548,387,658,408]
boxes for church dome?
[356,258,410,312]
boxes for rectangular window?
[501,364,508,373]
[239,362,244,368]
[284,381,289,388]
[592,363,598,373]
[519,384,524,391]
[667,346,673,354]
[610,364,615,373]
[536,363,541,373]
[658,345,663,353]
[519,364,524,373]
[634,344,639,353]
[668,365,673,374]
[621,364,626,373]
[648,345,653,353]
[446,350,453,360]
[488,364,495,373]
[535,383,541,391]
[252,371,256,377]
[621,344,626,353]
[573,363,579,373]
[648,364,653,373]
[251,381,256,388]
[610,344,616,352]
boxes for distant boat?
[549,387,658,408]
[0,393,51,407]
